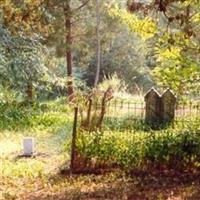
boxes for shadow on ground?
[23,170,200,200]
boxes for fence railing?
[76,88,200,131]
[88,99,200,116]
[91,100,200,129]
[70,88,200,173]
[101,99,200,119]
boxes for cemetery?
[1,0,200,199]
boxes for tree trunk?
[94,0,101,87]
[64,0,74,101]
[26,82,33,103]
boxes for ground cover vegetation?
[1,0,200,199]
[76,119,200,171]
[1,99,200,199]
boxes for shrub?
[0,98,71,131]
[98,73,127,94]
[0,103,34,130]
[75,121,200,170]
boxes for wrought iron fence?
[93,98,200,117]
[82,97,200,130]
[70,95,200,173]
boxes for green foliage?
[84,48,153,92]
[0,0,54,35]
[0,103,34,129]
[0,98,71,131]
[2,159,44,178]
[103,115,145,131]
[109,1,200,95]
[153,33,200,95]
[76,119,200,170]
[98,73,127,93]
[151,0,200,94]
[109,6,157,40]
[0,26,87,101]
[0,25,49,98]
[146,128,200,167]
[0,86,23,104]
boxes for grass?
[0,129,67,199]
[1,98,200,200]
[0,99,72,200]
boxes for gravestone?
[145,88,161,127]
[161,89,176,123]
[23,137,34,156]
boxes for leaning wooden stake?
[97,87,113,129]
[70,107,78,172]
[86,99,93,129]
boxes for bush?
[0,98,71,131]
[0,103,34,130]
[75,121,200,170]
[98,73,127,94]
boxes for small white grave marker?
[23,137,34,156]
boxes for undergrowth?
[75,118,200,171]
[0,98,72,131]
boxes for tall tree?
[124,0,200,94]
[0,0,90,100]
[94,0,101,87]
[82,1,154,92]
[64,0,74,100]
[0,25,47,102]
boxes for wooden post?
[70,107,78,172]
[144,88,161,128]
[161,89,176,123]
[86,99,92,129]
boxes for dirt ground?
[1,130,200,200]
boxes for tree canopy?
[0,0,199,100]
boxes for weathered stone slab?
[145,88,161,127]
[161,88,176,123]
